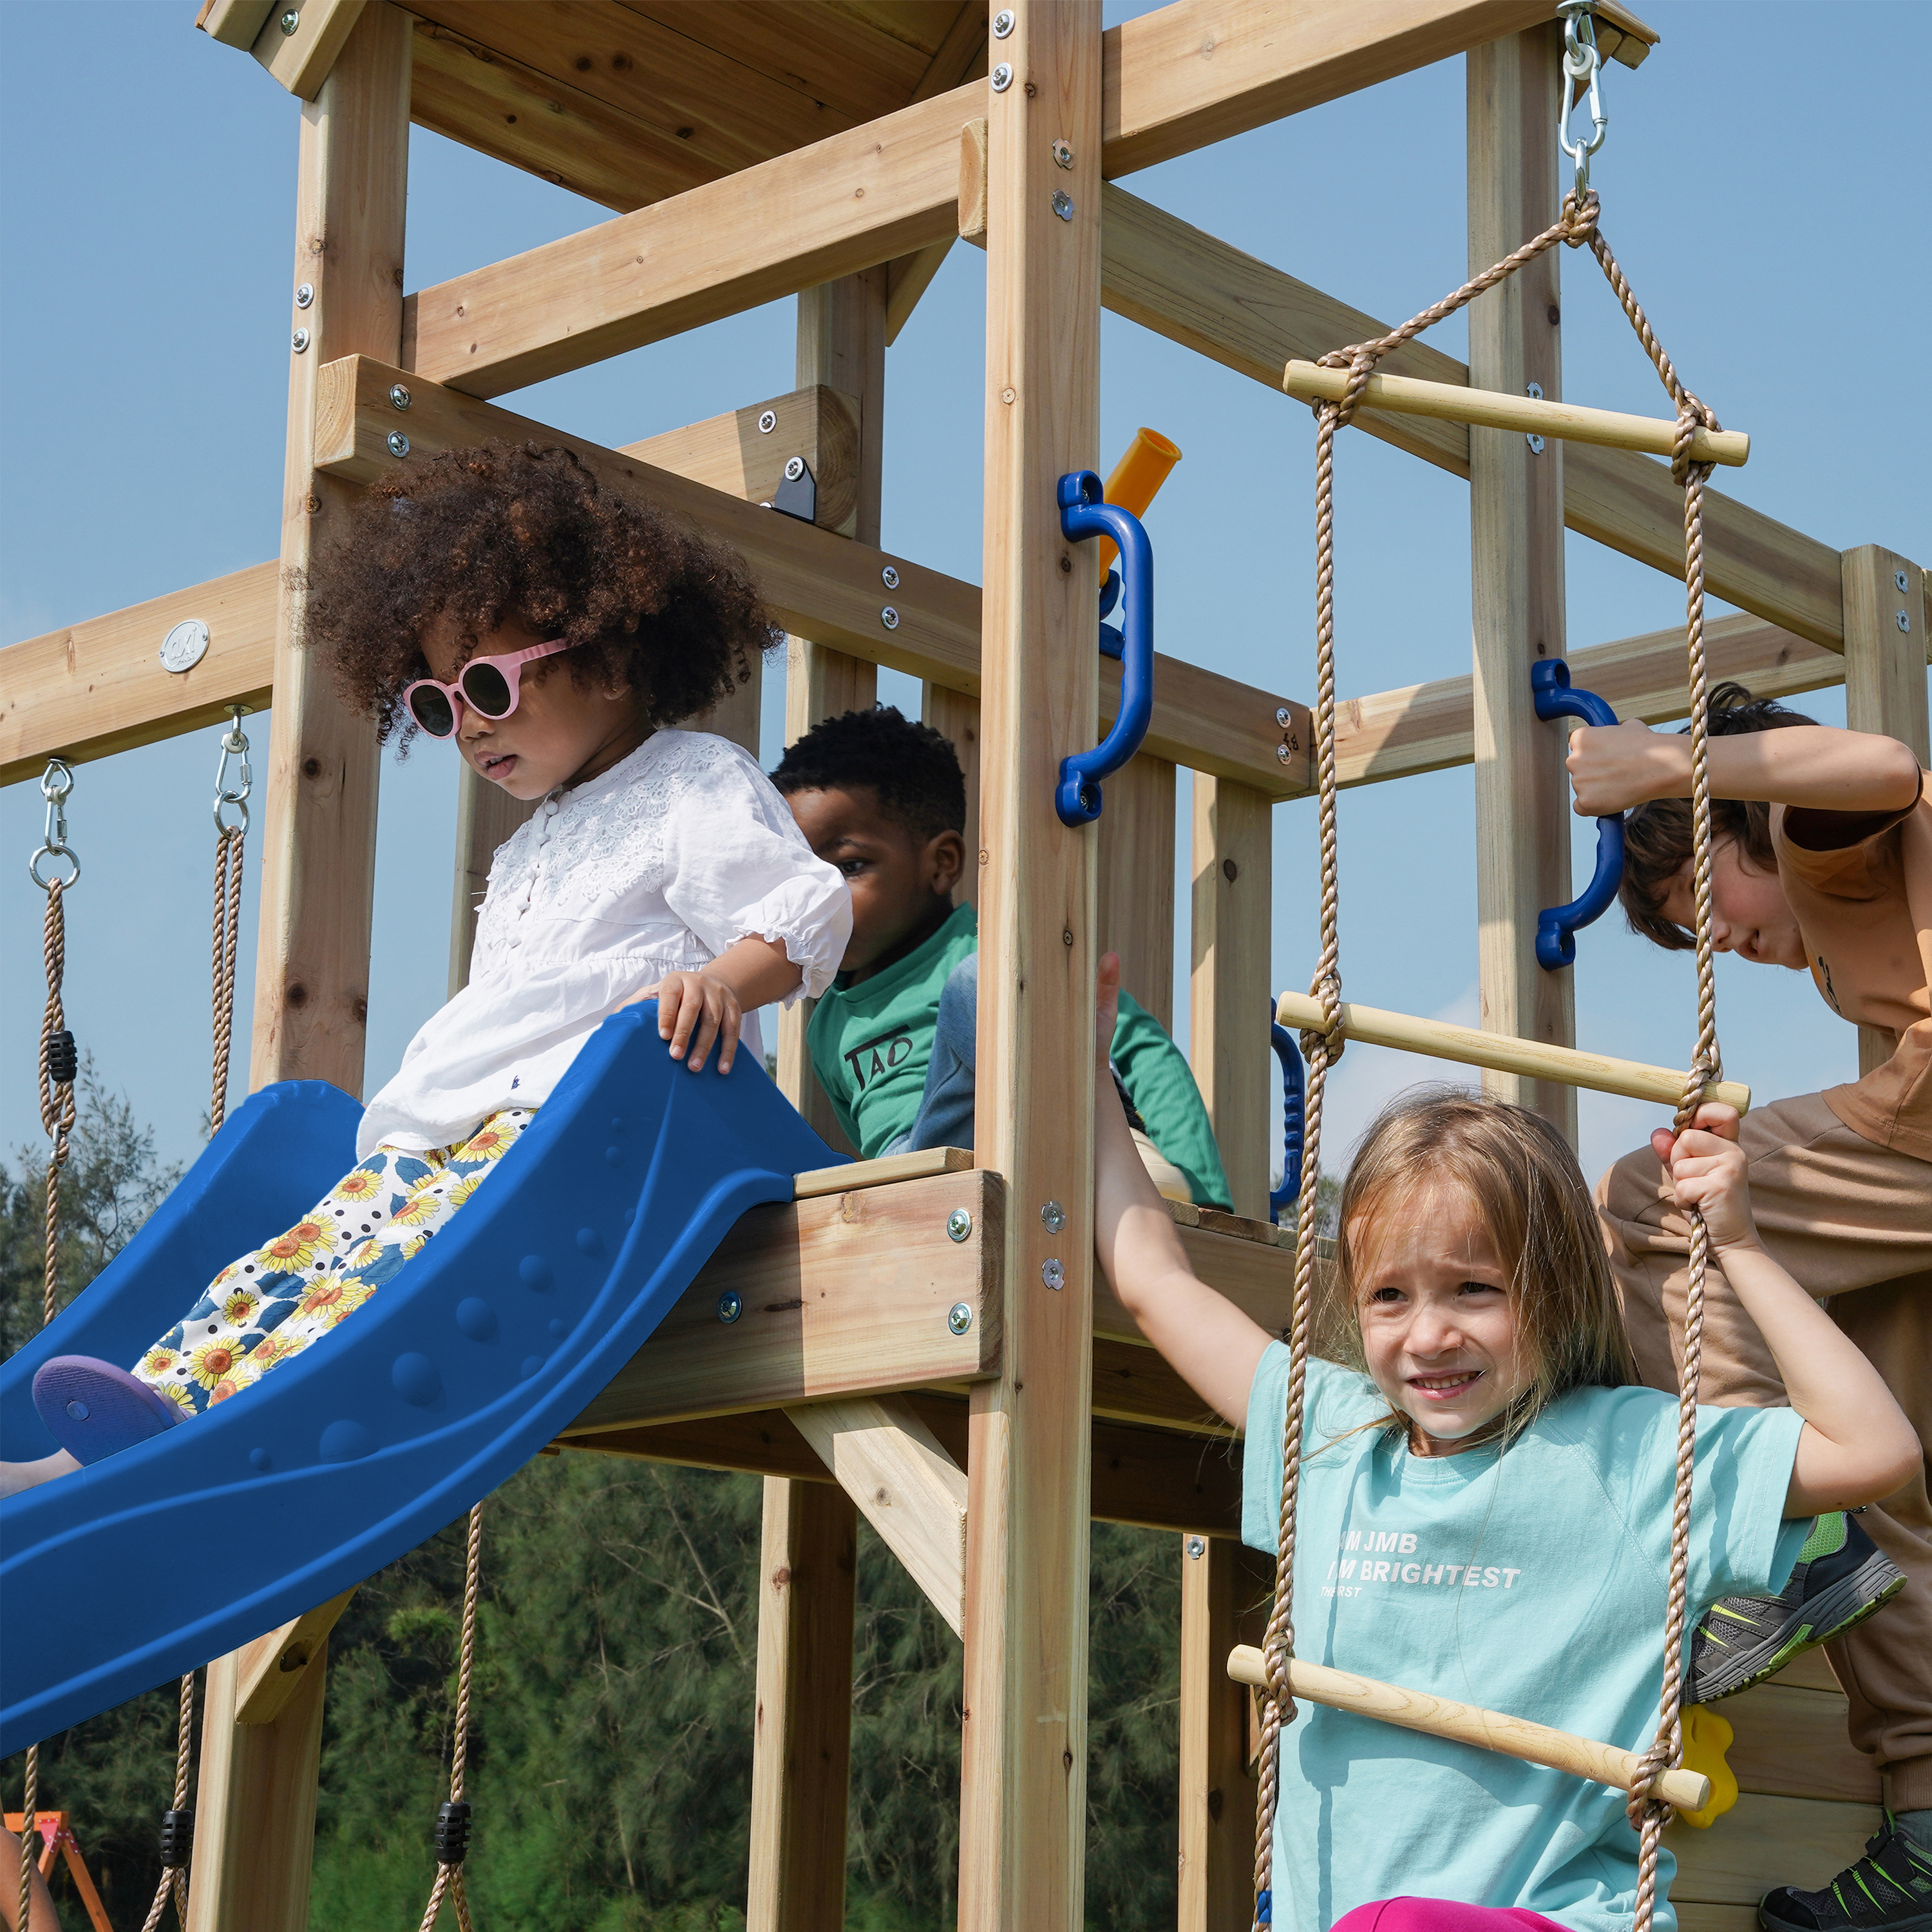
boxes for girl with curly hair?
[14,444,851,1485]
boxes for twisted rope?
[418,1503,484,1932]
[1252,188,1720,1932]
[210,827,245,1135]
[138,1675,196,1932]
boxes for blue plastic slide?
[0,1005,838,1756]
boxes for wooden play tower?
[4,1,1927,1927]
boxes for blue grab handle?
[1269,1010,1306,1225]
[1531,658,1625,970]
[1056,471,1154,825]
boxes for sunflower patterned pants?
[129,1109,535,1417]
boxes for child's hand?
[630,971,744,1075]
[1566,719,1687,816]
[1096,952,1121,1066]
[1651,1104,1761,1251]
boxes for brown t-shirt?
[1775,766,1932,1162]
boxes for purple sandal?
[32,1356,183,1464]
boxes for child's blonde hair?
[1320,1086,1636,1444]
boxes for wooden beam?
[1664,1794,1879,1907]
[1097,184,1846,650]
[1190,777,1274,1218]
[250,0,367,102]
[1468,23,1575,1139]
[1096,754,1177,1030]
[197,0,274,51]
[787,1396,970,1636]
[232,1589,355,1727]
[0,564,276,789]
[1094,1213,1293,1357]
[960,8,1102,1922]
[1331,613,1853,789]
[561,1168,1003,1436]
[795,1147,973,1199]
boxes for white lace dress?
[355,730,851,1159]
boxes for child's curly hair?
[305,440,776,744]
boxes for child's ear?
[926,828,967,899]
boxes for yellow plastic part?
[1096,427,1182,583]
[1674,1704,1739,1828]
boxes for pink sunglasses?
[402,636,578,739]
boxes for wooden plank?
[1468,23,1575,1141]
[0,564,277,789]
[1665,1792,1879,1904]
[198,0,274,51]
[1674,1910,1761,1932]
[1096,753,1177,1030]
[1097,184,1846,651]
[744,1474,858,1932]
[795,1146,973,1198]
[1717,1682,1879,1805]
[232,1589,355,1727]
[251,0,367,101]
[1769,1651,1843,1694]
[1091,1334,1233,1434]
[561,1168,1003,1435]
[1101,0,1655,178]
[787,1395,970,1636]
[924,685,983,912]
[1841,545,1929,1076]
[1331,614,1852,790]
[1099,1213,1293,1350]
[959,6,1102,1924]
[1190,777,1274,1218]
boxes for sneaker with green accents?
[1759,1812,1932,1932]
[1688,1511,1904,1705]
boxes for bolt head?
[1040,1200,1065,1233]
[1526,381,1544,400]
[880,605,900,630]
[386,431,410,458]
[1041,1258,1065,1291]
[880,565,900,590]
[388,383,412,410]
[717,1289,743,1324]
[948,1302,974,1334]
[1276,743,1293,764]
[784,455,805,481]
[1052,139,1074,169]
[1526,433,1545,455]
[990,62,1014,91]
[1897,569,1911,592]
[1898,611,1913,634]
[290,327,310,353]
[1186,1536,1207,1559]
[757,409,777,434]
[1051,189,1075,221]
[294,282,314,308]
[992,8,1016,37]
[946,1208,973,1242]
[279,8,299,32]
[1275,706,1293,728]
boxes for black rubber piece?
[434,1800,472,1866]
[45,1030,77,1085]
[158,1808,193,1866]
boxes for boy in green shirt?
[772,707,1231,1209]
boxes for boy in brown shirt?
[1571,685,1932,1931]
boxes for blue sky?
[3,0,1927,1188]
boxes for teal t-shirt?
[1241,1345,1808,1932]
[805,901,1231,1208]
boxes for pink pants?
[1331,1902,1569,1932]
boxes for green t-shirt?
[806,901,1231,1208]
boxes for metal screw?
[948,1302,974,1335]
[1275,706,1293,728]
[784,455,805,482]
[947,1208,972,1242]
[757,409,777,434]
[1895,569,1909,592]
[992,8,1016,37]
[881,565,900,590]
[387,431,410,458]
[1526,433,1545,455]
[1040,1200,1065,1233]
[279,8,299,32]
[1276,744,1293,764]
[1526,381,1544,400]
[717,1290,742,1324]
[880,606,900,630]
[1052,139,1074,169]
[991,62,1014,91]
[1051,190,1074,221]
[1041,1258,1065,1291]
[388,383,412,410]
[1186,1535,1207,1560]
[294,283,314,308]
[1899,611,1913,634]
[291,327,310,353]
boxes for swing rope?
[1251,189,1723,1932]
[417,1502,485,1932]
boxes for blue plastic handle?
[1531,658,1625,970]
[1269,1010,1306,1225]
[1056,471,1154,825]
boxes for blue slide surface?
[0,1005,838,1756]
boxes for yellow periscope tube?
[1097,426,1182,584]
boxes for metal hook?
[1557,3,1607,194]
[214,705,253,837]
[29,759,80,890]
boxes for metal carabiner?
[30,758,80,890]
[1557,3,1608,194]
[213,706,253,837]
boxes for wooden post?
[1177,1537,1271,1932]
[959,6,1102,1926]
[1467,24,1575,1142]
[924,686,983,913]
[190,13,411,1929]
[1189,776,1272,1218]
[1841,545,1929,1075]
[1097,753,1177,1029]
[746,270,886,1931]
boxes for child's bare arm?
[1660,1106,1919,1515]
[1568,720,1923,820]
[627,935,799,1075]
[1092,955,1271,1429]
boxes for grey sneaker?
[1758,1812,1932,1932]
[1689,1511,1904,1705]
